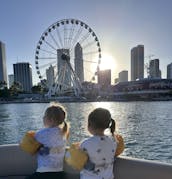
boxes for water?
[0,101,172,164]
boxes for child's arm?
[115,134,125,156]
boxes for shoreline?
[1,97,172,104]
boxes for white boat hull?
[0,144,172,179]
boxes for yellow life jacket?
[64,143,88,171]
[20,131,41,155]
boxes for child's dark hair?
[88,108,116,136]
[44,103,69,138]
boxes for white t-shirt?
[35,127,66,172]
[80,135,117,179]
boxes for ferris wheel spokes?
[49,31,61,49]
[47,52,82,97]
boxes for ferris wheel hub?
[61,53,70,61]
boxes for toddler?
[80,108,118,179]
[26,103,69,179]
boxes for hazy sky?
[1,0,172,84]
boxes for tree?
[0,81,7,90]
[31,85,43,94]
[0,87,10,98]
[9,81,23,96]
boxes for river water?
[0,101,172,164]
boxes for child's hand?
[115,134,125,156]
[71,142,80,149]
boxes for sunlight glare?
[100,54,116,71]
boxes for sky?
[1,0,172,85]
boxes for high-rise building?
[98,69,111,86]
[167,63,172,79]
[131,45,144,81]
[119,70,128,82]
[8,74,14,88]
[149,59,161,79]
[13,62,33,92]
[57,49,71,88]
[46,65,55,87]
[74,43,84,83]
[0,41,7,83]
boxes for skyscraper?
[74,43,84,83]
[131,45,144,81]
[119,70,128,82]
[13,62,33,92]
[98,69,111,86]
[0,41,7,83]
[46,65,55,87]
[149,59,161,79]
[167,63,172,79]
[8,74,14,88]
[57,49,71,88]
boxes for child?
[80,108,119,179]
[26,103,69,179]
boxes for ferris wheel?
[35,18,101,97]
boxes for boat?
[0,144,172,179]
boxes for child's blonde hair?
[88,108,116,136]
[44,103,69,138]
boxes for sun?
[100,53,116,71]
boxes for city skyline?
[1,39,172,87]
[1,0,172,85]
